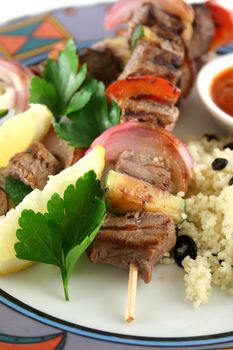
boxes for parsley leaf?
[30,77,59,116]
[55,79,121,147]
[29,40,90,120]
[131,25,144,49]
[4,177,32,207]
[15,171,105,301]
[29,39,121,146]
[0,110,8,119]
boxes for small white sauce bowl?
[197,53,233,132]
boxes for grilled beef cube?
[188,5,215,60]
[120,98,179,129]
[151,25,185,62]
[80,36,130,86]
[178,59,198,97]
[8,142,62,190]
[87,211,176,283]
[80,47,122,86]
[149,5,184,36]
[119,41,182,83]
[115,150,172,192]
[127,3,184,40]
[127,3,156,40]
[0,188,8,216]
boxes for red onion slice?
[0,57,33,113]
[89,122,193,193]
[0,81,16,110]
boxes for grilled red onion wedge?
[0,57,32,113]
[105,0,194,30]
[89,122,193,193]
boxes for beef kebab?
[86,0,233,321]
[82,0,233,100]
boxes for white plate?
[0,2,233,349]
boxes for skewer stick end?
[125,263,138,322]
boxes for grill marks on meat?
[151,25,185,62]
[119,40,183,83]
[0,188,8,216]
[8,142,62,190]
[88,150,176,281]
[87,211,176,283]
[120,2,215,98]
[121,98,179,128]
[115,150,172,192]
[188,5,215,60]
[121,3,185,83]
[127,3,184,41]
[118,4,186,128]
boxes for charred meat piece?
[80,36,130,86]
[79,36,131,85]
[0,188,8,216]
[149,5,184,36]
[178,59,198,97]
[120,98,179,129]
[8,142,62,190]
[178,51,214,97]
[119,41,182,83]
[80,47,122,86]
[91,36,131,65]
[127,3,157,40]
[127,3,184,40]
[151,25,185,62]
[188,5,215,60]
[87,211,176,283]
[115,150,172,192]
[43,128,75,169]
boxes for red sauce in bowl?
[211,67,233,117]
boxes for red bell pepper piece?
[106,76,181,105]
[206,0,233,50]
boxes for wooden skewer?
[125,263,138,322]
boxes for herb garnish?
[29,39,121,147]
[29,40,91,121]
[131,25,144,49]
[4,176,32,206]
[55,79,121,147]
[15,170,106,301]
[0,110,8,119]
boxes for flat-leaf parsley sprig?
[29,39,121,147]
[14,170,106,301]
[29,40,91,120]
[55,78,121,148]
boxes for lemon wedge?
[0,146,105,275]
[0,104,52,168]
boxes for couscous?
[179,136,233,307]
